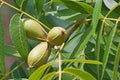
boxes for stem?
[104,17,120,21]
[58,51,62,80]
[43,44,65,79]
[0,0,50,30]
[58,44,65,80]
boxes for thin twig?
[0,0,50,30]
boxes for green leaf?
[4,45,21,57]
[59,0,93,14]
[63,68,96,80]
[0,11,6,75]
[29,62,54,80]
[101,20,118,80]
[113,43,120,80]
[9,14,28,61]
[34,0,45,18]
[93,0,103,79]
[42,72,57,80]
[62,59,102,65]
[94,22,103,79]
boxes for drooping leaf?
[29,62,54,80]
[9,14,28,62]
[0,11,6,75]
[63,68,96,80]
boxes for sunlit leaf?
[29,62,54,80]
[63,68,96,80]
[62,59,102,65]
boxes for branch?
[67,19,85,38]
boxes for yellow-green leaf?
[63,68,96,80]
